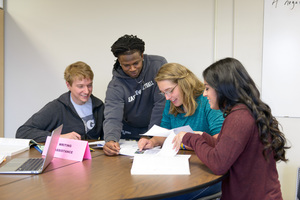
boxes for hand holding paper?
[172,131,187,151]
[157,132,178,157]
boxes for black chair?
[297,167,300,200]
[197,191,221,200]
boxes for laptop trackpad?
[0,158,28,171]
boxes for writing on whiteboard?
[272,0,300,10]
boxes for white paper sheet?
[118,140,139,156]
[131,154,191,175]
[140,125,194,137]
[172,125,194,134]
[89,140,162,156]
[140,125,172,137]
[156,132,178,157]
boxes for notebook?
[0,124,63,174]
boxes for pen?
[0,156,6,164]
[89,147,95,152]
[34,145,43,154]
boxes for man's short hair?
[111,34,145,57]
[64,61,94,86]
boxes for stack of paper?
[0,138,37,156]
[131,125,193,175]
[131,154,191,175]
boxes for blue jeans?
[162,181,221,200]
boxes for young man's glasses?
[159,84,177,96]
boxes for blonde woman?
[138,63,224,200]
[138,63,224,151]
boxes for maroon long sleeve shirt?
[183,104,282,200]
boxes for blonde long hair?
[155,63,205,116]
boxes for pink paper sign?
[42,137,91,161]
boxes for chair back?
[296,167,300,200]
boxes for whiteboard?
[262,0,300,117]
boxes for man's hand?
[60,131,81,140]
[103,141,120,156]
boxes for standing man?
[103,34,167,156]
[16,61,104,142]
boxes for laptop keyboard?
[16,158,44,171]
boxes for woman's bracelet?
[180,143,186,150]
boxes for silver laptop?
[0,124,63,174]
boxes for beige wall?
[3,0,298,199]
[0,8,3,137]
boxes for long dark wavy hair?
[203,57,289,162]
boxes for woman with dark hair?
[173,57,289,200]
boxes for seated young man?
[16,61,104,142]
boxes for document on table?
[88,140,161,156]
[118,140,139,156]
[131,154,191,175]
[118,140,162,156]
[120,127,186,156]
[131,126,193,175]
